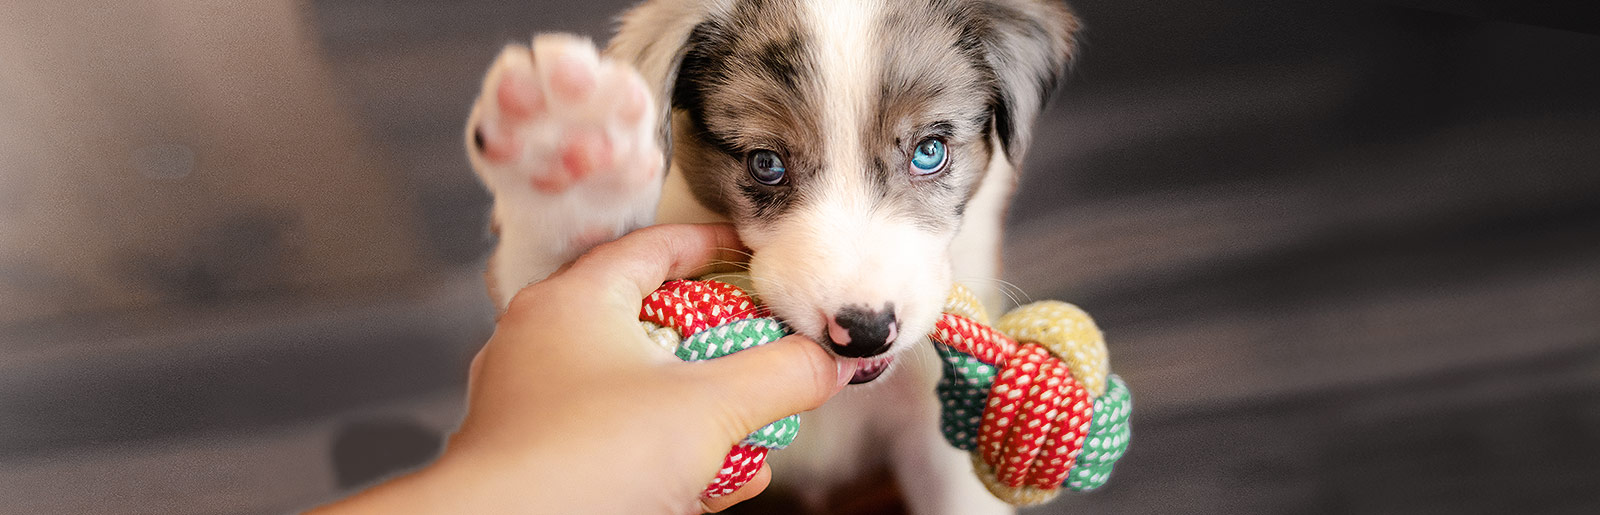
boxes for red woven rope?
[704,444,768,498]
[933,311,1019,364]
[638,280,772,498]
[640,279,765,335]
[646,284,1100,497]
[932,312,1094,490]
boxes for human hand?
[313,224,853,514]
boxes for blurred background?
[3,0,1598,513]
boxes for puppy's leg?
[892,422,1016,515]
[466,35,664,306]
[880,349,1013,515]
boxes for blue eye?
[748,150,786,185]
[910,138,947,175]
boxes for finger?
[561,224,748,300]
[466,346,486,391]
[699,464,772,513]
[690,336,854,437]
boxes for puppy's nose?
[826,304,898,358]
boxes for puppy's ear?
[980,0,1081,164]
[605,0,713,162]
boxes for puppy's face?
[664,0,1075,380]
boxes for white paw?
[468,35,667,305]
[468,34,663,200]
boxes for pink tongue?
[849,359,891,384]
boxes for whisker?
[699,273,746,284]
[912,340,935,377]
[992,278,1034,304]
[712,246,755,260]
[681,262,723,277]
[709,260,753,271]
[675,262,751,282]
[955,275,1034,311]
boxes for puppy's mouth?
[848,356,894,384]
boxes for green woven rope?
[936,340,1132,491]
[935,344,997,452]
[1066,374,1132,492]
[678,318,800,449]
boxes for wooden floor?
[3,0,1598,513]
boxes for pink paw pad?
[558,130,612,181]
[544,50,597,102]
[495,68,545,120]
[470,35,661,198]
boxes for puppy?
[465,1,1078,512]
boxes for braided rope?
[931,284,1132,506]
[635,279,1130,503]
[640,280,792,498]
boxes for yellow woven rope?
[994,301,1109,397]
[639,320,682,352]
[970,454,1062,506]
[942,283,992,324]
[641,276,1124,504]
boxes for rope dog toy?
[637,279,794,498]
[636,279,1131,504]
[932,284,1131,506]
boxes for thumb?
[690,335,854,436]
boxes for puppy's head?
[615,0,1078,381]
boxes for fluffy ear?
[979,0,1081,164]
[605,0,715,161]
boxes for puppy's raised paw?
[468,34,662,197]
[467,34,667,305]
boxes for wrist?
[308,442,559,514]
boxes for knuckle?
[630,223,680,245]
[500,279,567,323]
[501,285,541,321]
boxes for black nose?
[826,304,898,358]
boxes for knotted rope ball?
[932,285,1132,506]
[636,279,1131,503]
[637,279,795,498]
